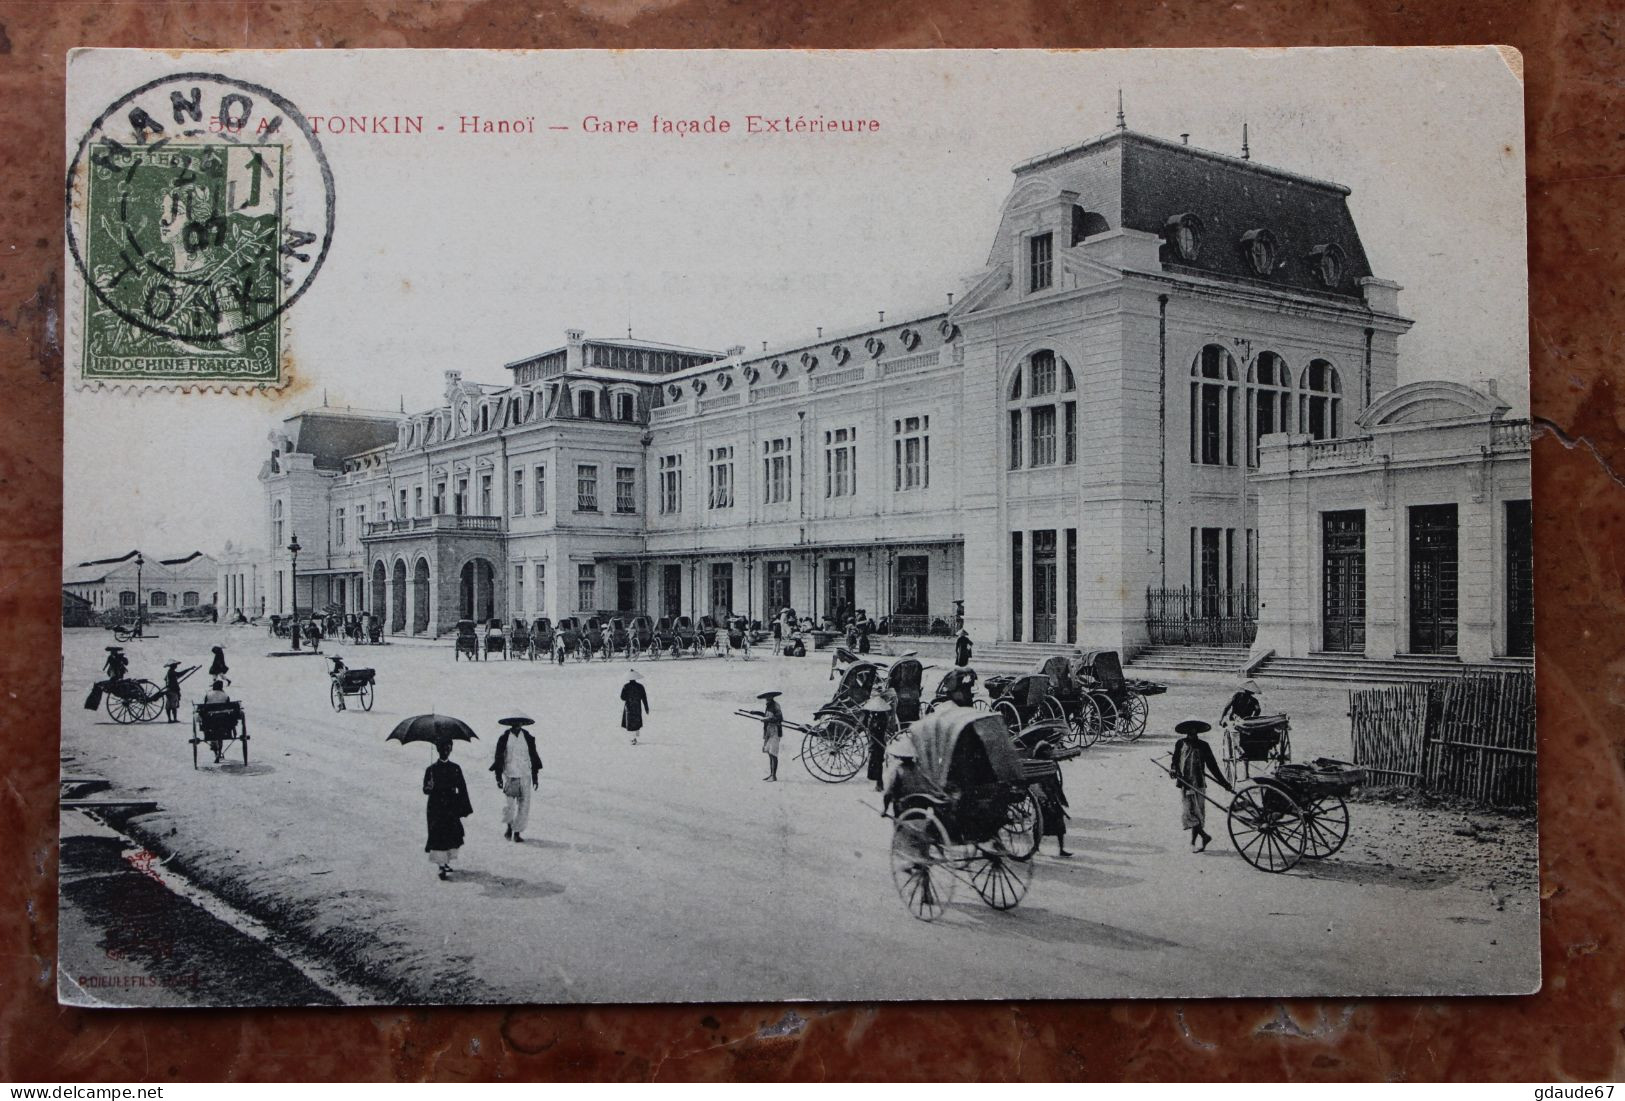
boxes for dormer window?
[616,392,636,422]
[1241,229,1278,277]
[1310,243,1347,288]
[1164,213,1204,262]
[1028,232,1053,292]
[577,389,596,419]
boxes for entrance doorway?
[413,558,431,634]
[1408,504,1459,655]
[896,556,929,617]
[1505,500,1533,657]
[1032,530,1057,643]
[1322,511,1366,653]
[662,564,682,618]
[765,560,791,617]
[710,563,733,619]
[459,558,496,622]
[371,561,386,621]
[390,559,407,633]
[825,558,855,623]
[616,565,637,612]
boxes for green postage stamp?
[66,71,335,389]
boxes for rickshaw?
[651,617,683,658]
[453,619,481,661]
[672,616,704,657]
[1222,713,1294,783]
[328,659,377,711]
[1036,656,1106,750]
[510,618,534,659]
[724,615,751,657]
[607,617,632,659]
[925,667,985,715]
[556,618,584,660]
[886,656,926,725]
[628,615,657,659]
[1076,650,1165,740]
[365,613,384,644]
[697,615,723,653]
[581,617,606,660]
[190,699,249,768]
[531,617,555,657]
[886,710,1043,921]
[983,672,1066,736]
[342,614,364,644]
[485,619,508,659]
[90,676,164,724]
[1156,753,1361,873]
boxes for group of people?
[100,643,233,723]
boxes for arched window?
[150,591,168,608]
[1191,345,1239,466]
[1247,352,1293,466]
[1300,359,1342,441]
[1007,350,1078,470]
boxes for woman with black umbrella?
[423,740,474,880]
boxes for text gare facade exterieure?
[257,125,1529,659]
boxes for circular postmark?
[66,72,335,363]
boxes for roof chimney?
[1115,89,1126,131]
[565,329,585,372]
[816,326,823,338]
[878,310,885,324]
[1181,133,1190,145]
[725,344,745,358]
[1241,122,1250,161]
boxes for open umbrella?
[387,713,479,746]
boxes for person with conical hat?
[103,646,129,681]
[954,629,973,669]
[1170,716,1233,852]
[160,660,197,724]
[1221,678,1263,725]
[861,684,895,791]
[620,669,650,745]
[757,691,783,781]
[489,714,542,843]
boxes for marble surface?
[3,0,1622,1081]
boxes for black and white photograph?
[59,47,1536,1006]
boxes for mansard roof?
[282,409,404,471]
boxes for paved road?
[59,624,1538,1004]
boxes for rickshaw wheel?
[891,809,953,922]
[1121,691,1149,740]
[997,788,1043,859]
[1038,695,1066,726]
[107,690,139,725]
[1068,697,1102,749]
[965,845,1034,910]
[136,684,165,723]
[114,626,132,643]
[992,699,1021,735]
[329,682,343,711]
[648,641,661,660]
[360,682,375,712]
[1227,784,1308,873]
[1299,792,1349,859]
[191,736,200,769]
[802,716,865,782]
[240,726,250,766]
[1090,692,1120,738]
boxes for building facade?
[62,550,220,617]
[254,126,1530,660]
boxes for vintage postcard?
[60,47,1536,1006]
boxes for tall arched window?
[1300,359,1342,441]
[1007,350,1078,470]
[1190,345,1238,466]
[1247,352,1293,466]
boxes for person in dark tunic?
[861,686,895,791]
[1170,717,1234,852]
[954,629,973,669]
[1220,679,1263,724]
[856,622,871,655]
[208,645,230,685]
[620,669,649,745]
[424,741,474,880]
[758,691,784,781]
[1030,742,1073,857]
[103,646,129,682]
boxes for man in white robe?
[489,715,542,842]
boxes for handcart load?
[191,700,249,768]
[453,619,481,661]
[1223,713,1293,782]
[885,710,1043,921]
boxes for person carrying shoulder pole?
[1171,716,1234,852]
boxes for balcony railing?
[1492,419,1531,449]
[1305,436,1375,465]
[1146,586,1258,647]
[364,514,504,537]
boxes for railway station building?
[255,125,1532,663]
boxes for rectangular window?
[511,469,525,515]
[335,510,345,547]
[615,466,637,514]
[824,427,857,498]
[513,564,526,618]
[1031,350,1056,395]
[763,437,793,504]
[1008,410,1022,469]
[1028,232,1053,292]
[183,591,200,608]
[577,564,596,611]
[1199,384,1222,465]
[1065,528,1078,644]
[577,390,596,419]
[480,474,493,514]
[659,454,683,514]
[399,488,409,519]
[455,478,468,515]
[1063,402,1077,464]
[576,465,598,511]
[1011,532,1024,642]
[766,560,792,613]
[710,563,733,616]
[433,481,446,515]
[892,415,930,491]
[534,562,546,614]
[533,465,546,513]
[121,590,136,607]
[1030,405,1057,466]
[707,446,735,509]
[357,504,366,539]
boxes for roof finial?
[322,388,328,407]
[399,394,405,413]
[1115,89,1126,131]
[1241,121,1250,161]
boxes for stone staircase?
[1123,645,1251,678]
[1252,652,1534,685]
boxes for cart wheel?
[330,681,343,711]
[1038,695,1066,727]
[802,717,865,782]
[1299,792,1349,859]
[1089,692,1119,738]
[965,845,1034,910]
[1069,697,1102,749]
[993,699,1021,735]
[114,626,132,643]
[1227,784,1307,873]
[240,728,250,767]
[136,684,164,723]
[360,681,375,712]
[191,737,199,769]
[107,690,138,725]
[891,810,954,922]
[997,788,1043,860]
[1121,691,1149,740]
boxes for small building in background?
[62,549,221,620]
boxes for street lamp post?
[134,552,144,637]
[288,533,302,651]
